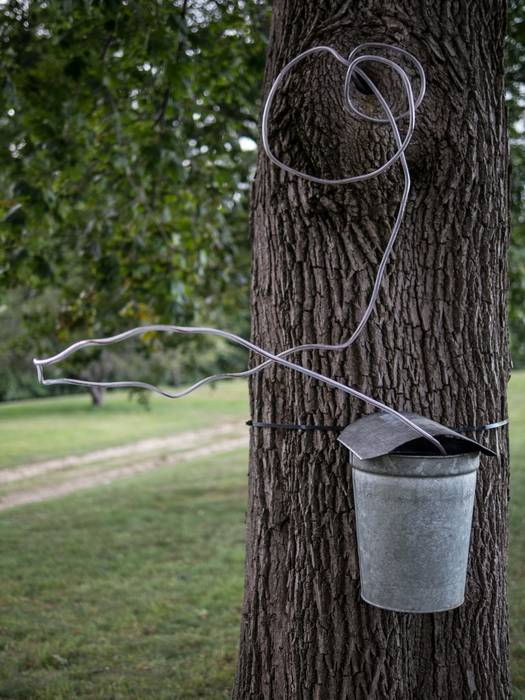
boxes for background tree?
[234,2,511,698]
[0,0,269,402]
[507,0,525,367]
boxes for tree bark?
[234,2,510,699]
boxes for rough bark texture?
[234,2,510,699]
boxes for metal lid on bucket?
[338,411,496,462]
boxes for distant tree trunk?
[88,386,105,407]
[234,2,510,699]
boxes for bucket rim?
[351,450,481,477]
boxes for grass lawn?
[0,448,248,699]
[0,373,522,698]
[509,371,525,698]
[0,381,248,469]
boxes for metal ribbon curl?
[33,43,447,455]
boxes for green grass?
[0,381,248,469]
[0,373,523,698]
[0,449,248,699]
[509,371,525,698]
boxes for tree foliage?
[0,0,268,398]
[0,0,524,403]
[507,0,525,367]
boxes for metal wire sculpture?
[33,43,445,454]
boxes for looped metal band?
[453,418,509,433]
[31,43,449,457]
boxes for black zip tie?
[246,420,344,432]
[246,418,509,433]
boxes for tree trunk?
[234,2,510,699]
[88,386,105,407]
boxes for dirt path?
[0,423,248,511]
[0,422,245,484]
[0,436,247,511]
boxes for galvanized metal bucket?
[338,412,495,614]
